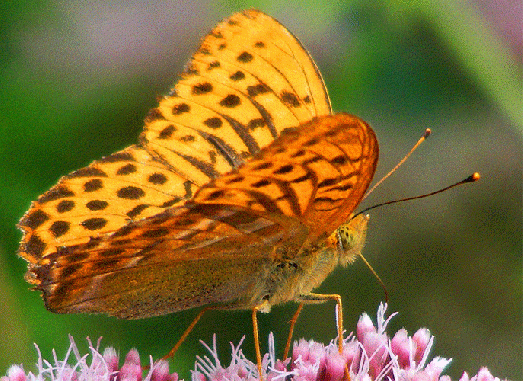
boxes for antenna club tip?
[464,172,480,183]
[423,128,431,138]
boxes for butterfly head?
[326,214,369,266]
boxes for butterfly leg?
[160,306,212,362]
[252,300,271,381]
[299,293,351,380]
[283,302,304,360]
[297,293,344,353]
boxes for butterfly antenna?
[354,172,480,303]
[364,128,431,200]
[358,172,480,217]
[358,250,389,303]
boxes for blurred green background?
[1,0,521,379]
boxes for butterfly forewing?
[142,9,331,181]
[194,114,378,240]
[18,146,196,267]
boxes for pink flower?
[1,304,507,381]
[456,368,504,381]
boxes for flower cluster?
[1,338,178,381]
[2,304,506,381]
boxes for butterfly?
[18,9,378,375]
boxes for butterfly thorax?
[244,214,369,312]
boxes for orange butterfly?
[18,9,378,377]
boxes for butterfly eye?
[337,226,355,251]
